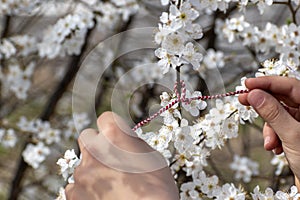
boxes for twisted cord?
[132,81,249,131]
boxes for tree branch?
[1,15,10,39]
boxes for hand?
[65,112,179,200]
[238,76,300,189]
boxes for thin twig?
[273,0,298,24]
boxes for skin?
[65,112,179,200]
[238,76,300,190]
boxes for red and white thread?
[132,81,249,131]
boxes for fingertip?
[263,136,272,150]
[244,78,255,89]
[238,93,250,106]
[79,128,98,140]
[97,111,114,125]
[97,112,135,139]
[78,128,98,153]
[264,139,281,151]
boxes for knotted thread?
[132,81,249,131]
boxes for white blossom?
[160,0,170,6]
[203,49,225,69]
[182,90,207,116]
[155,24,173,45]
[162,33,185,55]
[271,153,288,176]
[155,48,182,74]
[215,183,246,200]
[0,39,16,59]
[182,42,203,70]
[23,142,51,169]
[174,119,194,153]
[251,186,275,200]
[1,129,18,148]
[230,154,259,183]
[2,62,35,99]
[200,174,220,198]
[57,149,81,182]
[169,2,199,30]
[252,0,273,14]
[180,182,198,200]
[73,112,91,131]
[275,185,300,200]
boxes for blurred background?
[0,0,297,199]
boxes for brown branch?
[205,4,238,49]
[176,65,182,124]
[274,0,298,24]
[0,15,11,118]
[1,15,10,39]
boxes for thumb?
[247,89,299,142]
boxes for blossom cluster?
[180,171,245,199]
[38,8,95,59]
[161,0,297,16]
[154,1,204,74]
[135,78,259,199]
[55,149,81,200]
[0,0,42,15]
[38,1,138,59]
[56,149,81,183]
[220,16,300,66]
[0,35,37,99]
[230,154,259,183]
[180,168,300,200]
[17,117,61,168]
[12,113,90,169]
[252,185,300,200]
[0,35,37,60]
[0,61,35,99]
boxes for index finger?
[96,111,153,153]
[245,76,300,105]
[96,111,134,138]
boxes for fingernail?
[264,136,270,146]
[244,78,251,86]
[248,90,265,108]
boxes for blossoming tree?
[1,0,300,199]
